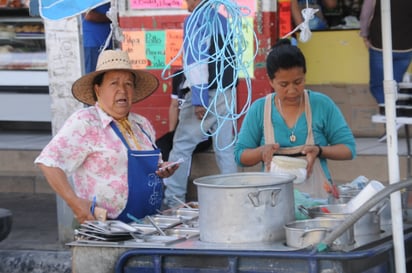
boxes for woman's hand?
[240,143,280,171]
[261,144,280,171]
[71,197,96,224]
[156,161,179,178]
[301,145,321,177]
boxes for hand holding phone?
[159,158,184,171]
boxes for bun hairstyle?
[266,38,306,80]
[274,38,293,47]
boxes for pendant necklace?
[277,96,302,143]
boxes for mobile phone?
[159,158,184,171]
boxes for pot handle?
[248,188,282,207]
[375,197,389,216]
[301,227,330,238]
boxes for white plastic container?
[345,180,385,213]
[271,156,307,184]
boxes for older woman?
[35,50,177,224]
[235,39,356,199]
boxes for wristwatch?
[316,144,323,158]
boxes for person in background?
[82,2,112,73]
[162,0,238,208]
[35,50,177,224]
[360,0,412,114]
[156,70,212,161]
[322,0,362,28]
[290,0,337,30]
[234,39,356,200]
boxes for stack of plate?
[74,216,200,246]
[75,220,137,242]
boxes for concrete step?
[0,150,52,194]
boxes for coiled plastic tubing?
[162,0,259,150]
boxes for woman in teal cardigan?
[235,39,356,199]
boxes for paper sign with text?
[122,31,148,69]
[130,0,186,9]
[145,31,166,69]
[165,29,183,67]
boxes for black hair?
[266,39,306,80]
[93,72,105,86]
[92,72,105,102]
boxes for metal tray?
[164,228,199,239]
[175,208,199,221]
[125,235,186,246]
[74,229,132,241]
[82,220,137,234]
[141,215,182,229]
[128,224,158,235]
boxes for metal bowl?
[284,218,354,249]
[0,208,12,242]
[306,204,382,236]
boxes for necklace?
[277,96,302,143]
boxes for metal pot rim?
[284,218,344,230]
[193,172,295,188]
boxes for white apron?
[263,91,331,199]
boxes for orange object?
[323,181,332,192]
[331,184,340,199]
[323,181,340,199]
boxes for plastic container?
[271,156,307,184]
[346,180,385,213]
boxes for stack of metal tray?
[74,207,200,247]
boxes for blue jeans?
[163,89,238,207]
[369,48,412,104]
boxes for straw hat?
[72,50,159,105]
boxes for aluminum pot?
[338,189,392,225]
[304,204,383,236]
[284,218,354,249]
[193,172,295,244]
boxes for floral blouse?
[35,103,157,219]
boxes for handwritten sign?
[219,0,256,17]
[165,29,183,67]
[122,31,148,69]
[238,17,255,78]
[145,31,165,69]
[130,0,186,9]
[122,0,256,75]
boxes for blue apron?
[110,122,163,221]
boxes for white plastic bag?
[270,156,308,184]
